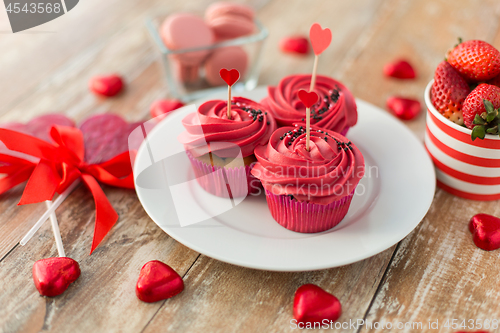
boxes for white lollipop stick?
[46,201,65,257]
[20,180,80,246]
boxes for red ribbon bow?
[0,126,134,254]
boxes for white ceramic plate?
[133,88,436,271]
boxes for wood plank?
[0,187,199,333]
[0,0,227,258]
[339,0,500,331]
[140,1,407,332]
[339,0,500,141]
[142,251,394,333]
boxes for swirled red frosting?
[251,125,364,204]
[178,97,276,158]
[261,74,357,133]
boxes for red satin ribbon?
[0,126,134,254]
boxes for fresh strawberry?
[280,36,309,55]
[383,59,416,79]
[487,73,500,88]
[447,39,500,82]
[462,84,500,140]
[431,61,470,125]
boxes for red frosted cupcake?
[261,74,357,135]
[178,97,276,198]
[251,125,364,232]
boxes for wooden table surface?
[1,0,500,332]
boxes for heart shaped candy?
[89,74,124,97]
[32,257,81,297]
[386,96,421,120]
[469,214,500,251]
[293,284,342,324]
[383,59,416,79]
[280,36,309,55]
[136,260,184,303]
[219,68,240,86]
[309,23,332,55]
[297,89,319,108]
[150,99,185,121]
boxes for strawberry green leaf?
[473,114,486,125]
[487,112,497,123]
[486,126,498,134]
[471,125,486,141]
[484,99,495,114]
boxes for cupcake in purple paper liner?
[251,125,365,233]
[260,74,357,135]
[178,96,277,198]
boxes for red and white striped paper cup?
[424,80,500,201]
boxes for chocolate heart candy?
[32,257,81,297]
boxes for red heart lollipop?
[136,260,184,303]
[219,68,240,86]
[298,89,319,108]
[32,257,81,297]
[309,23,332,55]
[469,214,500,251]
[293,284,342,324]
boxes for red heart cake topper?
[309,23,332,55]
[219,68,240,86]
[298,89,319,108]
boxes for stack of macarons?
[160,2,256,87]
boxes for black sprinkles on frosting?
[233,102,272,125]
[278,124,353,152]
[307,86,341,122]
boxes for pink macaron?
[205,2,255,40]
[171,60,200,84]
[161,13,215,65]
[204,46,248,86]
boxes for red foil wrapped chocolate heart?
[280,36,309,55]
[383,59,416,79]
[136,260,184,303]
[32,257,81,297]
[293,284,342,324]
[150,99,184,121]
[387,96,421,120]
[469,214,500,251]
[89,74,124,97]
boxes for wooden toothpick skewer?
[46,201,65,257]
[227,85,232,120]
[309,54,319,92]
[306,107,311,151]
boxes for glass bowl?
[145,14,269,102]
